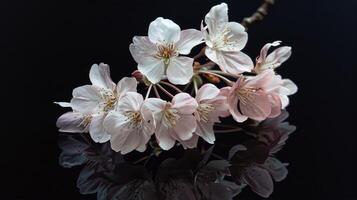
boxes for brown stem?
[241,0,275,29]
[193,46,206,60]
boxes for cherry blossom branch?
[193,46,206,60]
[241,0,275,29]
[145,84,153,99]
[193,79,199,94]
[156,83,174,98]
[198,70,233,85]
[206,70,240,79]
[153,85,161,98]
[159,81,183,93]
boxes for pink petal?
[116,92,143,112]
[129,36,156,64]
[195,121,215,144]
[239,90,272,121]
[228,94,248,122]
[155,122,176,150]
[196,83,220,102]
[172,93,198,114]
[179,134,199,149]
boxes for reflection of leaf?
[228,145,247,160]
[197,145,214,169]
[100,180,158,200]
[77,164,108,195]
[58,134,91,168]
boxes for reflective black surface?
[3,0,357,199]
[57,111,295,200]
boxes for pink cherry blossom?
[103,92,155,154]
[143,93,198,150]
[194,84,229,144]
[222,70,282,122]
[203,3,253,74]
[129,17,203,85]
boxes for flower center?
[162,103,180,128]
[78,114,92,130]
[100,89,118,112]
[236,87,259,105]
[212,27,239,50]
[197,103,215,123]
[124,111,143,129]
[156,43,178,65]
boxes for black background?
[2,0,357,199]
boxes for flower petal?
[196,83,220,102]
[195,121,215,144]
[172,93,198,114]
[89,63,115,90]
[205,47,253,74]
[56,112,88,133]
[116,92,143,112]
[148,17,181,44]
[228,93,248,122]
[138,57,165,84]
[155,122,176,150]
[166,56,194,85]
[264,46,292,69]
[219,22,247,51]
[239,91,272,121]
[116,77,138,99]
[129,36,157,64]
[205,3,228,37]
[264,157,288,182]
[176,29,203,55]
[173,114,196,141]
[89,114,111,143]
[71,85,101,113]
[179,134,199,149]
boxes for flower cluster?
[56,3,297,154]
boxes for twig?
[145,84,153,99]
[159,81,183,93]
[156,84,174,98]
[241,0,275,29]
[153,85,161,98]
[214,127,243,133]
[199,70,233,85]
[193,47,206,60]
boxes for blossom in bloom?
[143,93,198,150]
[222,70,282,123]
[194,84,229,144]
[254,41,292,74]
[103,92,155,154]
[129,17,203,85]
[203,3,253,74]
[56,63,137,143]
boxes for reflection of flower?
[56,63,137,143]
[129,17,203,85]
[203,3,253,74]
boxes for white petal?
[205,3,228,37]
[148,17,181,44]
[176,29,203,55]
[56,112,87,133]
[155,122,176,150]
[71,85,101,113]
[279,95,290,109]
[138,57,165,84]
[281,79,298,95]
[120,130,142,154]
[116,77,138,99]
[196,83,220,102]
[116,92,143,112]
[89,63,115,90]
[220,22,247,51]
[166,56,193,85]
[195,121,215,144]
[143,98,166,114]
[89,114,111,143]
[129,36,157,64]
[54,102,71,108]
[205,48,253,74]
